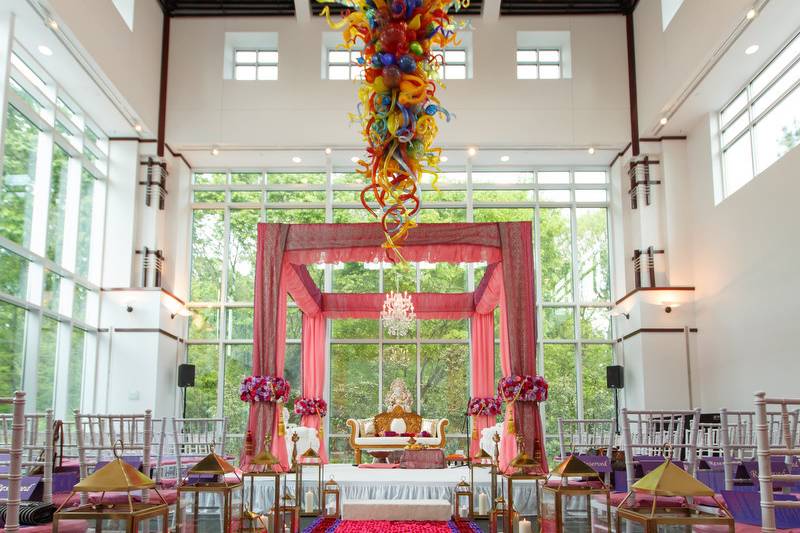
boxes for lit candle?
[518,518,532,533]
[304,489,315,514]
[478,492,490,515]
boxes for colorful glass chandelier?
[381,290,416,336]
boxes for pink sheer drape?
[470,312,496,457]
[300,314,329,463]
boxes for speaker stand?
[182,386,187,419]
[613,388,620,435]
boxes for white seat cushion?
[354,436,441,446]
[389,418,406,434]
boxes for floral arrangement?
[467,397,503,417]
[239,376,291,403]
[497,375,549,403]
[294,397,328,417]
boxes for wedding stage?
[248,464,540,516]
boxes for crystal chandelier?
[381,291,416,337]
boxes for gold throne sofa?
[346,405,449,464]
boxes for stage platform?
[249,464,539,516]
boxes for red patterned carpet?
[303,517,482,532]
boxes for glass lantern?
[490,496,518,533]
[503,435,547,532]
[540,454,610,533]
[277,492,300,533]
[616,459,734,533]
[453,479,473,521]
[177,447,244,533]
[470,448,496,519]
[54,446,168,533]
[322,477,341,518]
[242,437,284,533]
[298,448,324,516]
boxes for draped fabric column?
[469,312,496,457]
[245,224,291,468]
[300,313,329,463]
[498,222,547,472]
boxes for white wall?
[47,0,164,133]
[633,0,752,134]
[166,15,630,149]
[684,117,800,410]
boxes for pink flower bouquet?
[239,375,291,403]
[467,397,503,416]
[294,397,328,417]
[497,374,549,403]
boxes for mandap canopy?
[246,222,546,471]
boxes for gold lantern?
[502,435,547,532]
[453,479,473,521]
[176,445,243,533]
[470,447,496,519]
[53,442,168,533]
[297,447,324,516]
[540,454,610,533]
[322,477,341,518]
[616,459,734,533]
[490,496,518,533]
[277,492,300,533]
[243,437,284,533]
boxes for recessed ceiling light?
[439,155,448,163]
[211,145,220,156]
[745,44,759,55]
[133,123,143,132]
[659,117,669,126]
[350,156,359,163]
[324,147,332,155]
[37,45,52,56]
[467,147,477,157]
[500,155,510,162]
[292,156,302,163]
[745,8,756,20]
[588,147,596,155]
[47,18,59,30]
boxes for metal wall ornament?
[176,444,244,533]
[53,441,169,533]
[242,437,284,533]
[540,453,611,533]
[322,477,341,518]
[502,435,547,532]
[615,458,734,533]
[453,479,473,521]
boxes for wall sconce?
[171,304,193,320]
[661,302,681,314]
[610,306,629,320]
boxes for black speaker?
[606,365,624,389]
[178,364,196,388]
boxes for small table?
[400,448,446,469]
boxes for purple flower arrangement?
[467,396,503,416]
[497,374,549,403]
[239,376,291,403]
[293,397,328,417]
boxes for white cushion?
[389,418,406,434]
[480,423,503,457]
[285,426,320,458]
[421,420,436,437]
[354,436,441,446]
[364,420,375,436]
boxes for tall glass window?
[187,166,613,462]
[0,48,106,415]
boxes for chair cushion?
[422,419,438,437]
[390,418,407,434]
